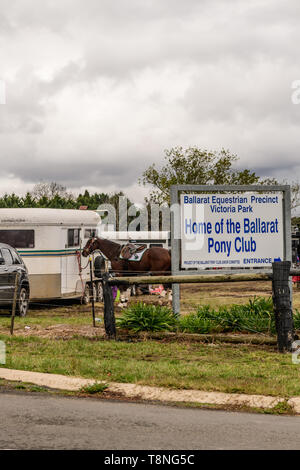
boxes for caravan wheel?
[82,284,90,305]
[96,283,103,302]
[131,284,137,296]
[82,283,97,304]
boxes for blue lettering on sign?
[208,238,232,257]
[185,218,212,234]
[235,237,256,253]
[244,258,272,264]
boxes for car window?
[10,249,22,264]
[1,248,13,265]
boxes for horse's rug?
[119,243,147,261]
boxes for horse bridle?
[83,237,97,256]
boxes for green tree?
[21,192,37,208]
[0,193,23,208]
[290,181,300,211]
[0,184,135,214]
[140,146,276,204]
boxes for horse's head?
[82,237,98,257]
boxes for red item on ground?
[149,285,164,295]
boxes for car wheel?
[17,286,29,317]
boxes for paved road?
[0,391,300,449]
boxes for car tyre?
[17,285,29,317]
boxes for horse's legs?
[158,283,172,304]
[118,286,131,308]
[162,283,172,304]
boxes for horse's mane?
[93,237,121,261]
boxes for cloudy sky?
[0,0,300,202]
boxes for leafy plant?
[179,297,276,335]
[117,302,177,332]
[117,297,299,336]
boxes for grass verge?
[1,333,300,398]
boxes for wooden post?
[102,272,116,339]
[89,257,96,327]
[10,272,20,336]
[272,261,294,353]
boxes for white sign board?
[181,192,284,268]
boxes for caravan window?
[68,229,80,247]
[0,230,34,248]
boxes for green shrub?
[117,302,177,332]
[293,309,300,330]
[179,297,276,335]
[117,297,300,336]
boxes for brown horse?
[82,237,171,305]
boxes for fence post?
[272,261,294,352]
[102,272,116,339]
[10,272,20,336]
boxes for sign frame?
[170,184,291,314]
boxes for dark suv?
[0,243,30,316]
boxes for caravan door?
[61,228,82,296]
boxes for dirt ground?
[181,280,300,312]
[1,281,299,340]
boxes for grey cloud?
[0,69,46,134]
[1,0,300,198]
[1,157,144,189]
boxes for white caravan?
[0,208,101,301]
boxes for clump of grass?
[80,382,108,394]
[14,383,26,390]
[268,400,294,415]
[28,385,49,393]
[179,297,277,335]
[117,302,177,332]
